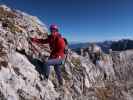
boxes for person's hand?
[29,37,36,42]
[58,56,61,59]
[28,37,32,41]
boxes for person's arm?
[30,37,49,44]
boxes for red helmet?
[50,24,59,31]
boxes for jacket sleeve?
[30,37,49,44]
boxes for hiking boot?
[59,79,64,86]
[39,74,45,81]
[59,81,63,86]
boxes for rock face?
[0,5,57,100]
[0,5,133,100]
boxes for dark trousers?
[43,58,63,85]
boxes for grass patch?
[95,86,113,100]
[71,57,81,71]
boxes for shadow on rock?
[16,49,47,79]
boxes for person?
[30,24,66,85]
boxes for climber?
[89,43,103,65]
[30,24,68,85]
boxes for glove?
[29,37,33,41]
[29,37,36,42]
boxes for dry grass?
[95,86,113,100]
[0,7,16,18]
[61,66,71,80]
[71,57,81,69]
[2,19,25,33]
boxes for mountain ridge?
[0,5,133,100]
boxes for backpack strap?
[63,38,68,45]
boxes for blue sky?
[0,0,133,42]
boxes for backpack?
[63,37,69,54]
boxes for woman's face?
[51,31,58,37]
[50,29,58,36]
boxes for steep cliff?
[0,5,133,100]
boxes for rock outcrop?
[0,5,133,100]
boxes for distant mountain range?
[69,39,133,54]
